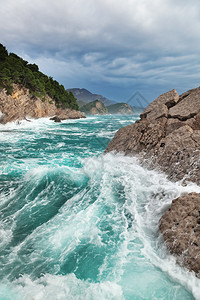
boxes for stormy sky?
[1,0,200,105]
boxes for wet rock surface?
[105,87,200,275]
[159,193,200,276]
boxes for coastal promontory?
[0,43,85,123]
[0,85,85,124]
[105,87,200,276]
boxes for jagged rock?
[105,88,200,185]
[105,86,200,275]
[0,85,85,124]
[141,89,179,122]
[106,118,166,154]
[169,88,200,120]
[159,193,200,276]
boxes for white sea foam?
[81,153,200,298]
[2,153,199,299]
[12,273,124,300]
[0,115,200,299]
[0,221,13,248]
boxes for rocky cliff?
[105,87,200,276]
[0,85,85,124]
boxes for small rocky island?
[106,87,200,276]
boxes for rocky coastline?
[0,85,85,124]
[105,87,200,276]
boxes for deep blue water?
[0,115,200,300]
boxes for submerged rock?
[105,86,200,275]
[50,116,61,123]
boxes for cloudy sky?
[1,0,200,105]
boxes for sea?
[0,114,200,300]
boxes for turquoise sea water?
[0,115,200,300]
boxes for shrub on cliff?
[0,43,78,110]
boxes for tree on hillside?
[0,44,8,61]
[0,43,79,110]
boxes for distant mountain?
[107,103,134,114]
[67,88,115,106]
[68,88,145,114]
[80,100,108,115]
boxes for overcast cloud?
[1,0,200,104]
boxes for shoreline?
[105,87,200,276]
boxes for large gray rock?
[141,89,179,122]
[159,193,200,276]
[169,88,200,120]
[105,86,200,276]
[105,87,200,185]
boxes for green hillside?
[107,103,133,114]
[0,43,78,110]
[81,100,108,115]
[77,100,87,108]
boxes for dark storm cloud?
[1,0,200,102]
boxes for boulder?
[169,89,200,120]
[159,193,200,276]
[140,89,179,121]
[50,116,61,123]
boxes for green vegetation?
[0,43,78,110]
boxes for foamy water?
[0,115,200,300]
